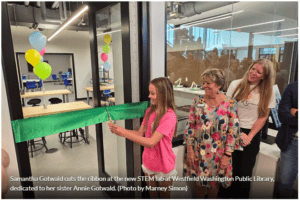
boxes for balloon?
[25,49,41,67]
[104,34,112,44]
[29,31,47,52]
[103,62,111,71]
[102,44,110,54]
[40,56,44,62]
[34,62,52,80]
[101,53,108,62]
[40,47,46,56]
[33,68,36,74]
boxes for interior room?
[2,1,298,199]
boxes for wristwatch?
[295,111,298,117]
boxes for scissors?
[105,107,113,124]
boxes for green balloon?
[35,62,52,80]
[102,44,110,54]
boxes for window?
[259,48,276,59]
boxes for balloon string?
[42,80,45,93]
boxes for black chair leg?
[70,130,73,148]
[79,128,87,143]
[63,132,66,144]
[30,140,34,158]
[32,140,36,148]
[42,137,48,151]
[74,129,79,140]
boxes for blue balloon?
[103,62,111,70]
[29,31,47,52]
[40,56,43,62]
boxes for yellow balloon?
[104,34,112,44]
[25,49,41,67]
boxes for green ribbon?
[11,101,148,143]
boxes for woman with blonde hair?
[222,58,276,198]
[184,68,243,198]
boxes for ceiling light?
[171,16,232,31]
[97,30,121,36]
[48,5,89,41]
[182,10,244,27]
[219,19,285,31]
[253,27,298,34]
[278,34,298,37]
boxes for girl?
[108,77,178,199]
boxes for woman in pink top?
[109,77,178,198]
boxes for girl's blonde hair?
[144,77,178,137]
[232,58,275,117]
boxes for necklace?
[205,94,220,108]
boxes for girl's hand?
[242,132,251,147]
[108,123,126,137]
[220,154,230,169]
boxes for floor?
[25,82,110,199]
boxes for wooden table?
[108,97,115,103]
[22,79,40,83]
[21,89,72,106]
[84,85,114,105]
[23,101,92,143]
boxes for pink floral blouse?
[183,95,243,188]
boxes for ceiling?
[167,1,298,37]
[7,2,298,38]
[7,1,111,32]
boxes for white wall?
[10,26,92,99]
[18,54,70,80]
[1,70,22,199]
[150,2,166,79]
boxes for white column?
[150,2,166,79]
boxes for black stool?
[27,98,49,157]
[61,128,87,148]
[27,98,41,106]
[48,98,62,104]
[27,137,49,158]
[49,98,87,147]
[48,98,65,142]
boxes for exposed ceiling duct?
[51,2,59,9]
[59,2,64,20]
[7,2,89,31]
[40,2,63,23]
[63,2,67,19]
[167,2,236,20]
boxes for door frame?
[88,2,136,198]
[2,2,34,198]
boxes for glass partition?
[231,1,298,94]
[166,1,298,136]
[96,3,127,185]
